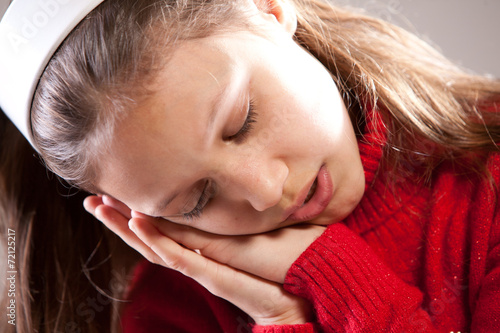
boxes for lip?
[282,165,334,222]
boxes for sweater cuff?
[284,222,428,331]
[252,323,316,333]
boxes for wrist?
[253,298,313,326]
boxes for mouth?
[304,178,318,204]
[283,165,334,222]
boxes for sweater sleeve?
[282,222,439,332]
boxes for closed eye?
[179,101,257,221]
[182,180,215,221]
[224,99,257,144]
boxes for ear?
[255,0,297,35]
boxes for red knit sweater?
[120,110,500,332]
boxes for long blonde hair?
[5,0,500,331]
[291,0,500,176]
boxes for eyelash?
[225,99,257,144]
[183,180,213,220]
[183,101,257,220]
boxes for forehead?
[94,35,243,212]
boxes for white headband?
[0,0,105,150]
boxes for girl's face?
[98,11,365,235]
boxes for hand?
[130,210,325,284]
[84,195,325,325]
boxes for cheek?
[278,68,345,131]
[193,196,276,235]
[281,97,349,151]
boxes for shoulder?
[428,151,500,247]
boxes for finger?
[129,217,209,275]
[148,219,324,283]
[130,217,256,291]
[83,195,104,216]
[129,217,307,323]
[147,219,250,275]
[102,195,132,220]
[146,218,257,272]
[131,210,150,219]
[149,218,221,252]
[94,204,163,265]
[153,220,278,281]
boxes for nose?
[212,153,287,212]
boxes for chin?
[309,212,347,226]
[312,188,365,226]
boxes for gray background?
[1,0,499,76]
[337,0,500,77]
[0,0,8,23]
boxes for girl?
[1,0,500,332]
